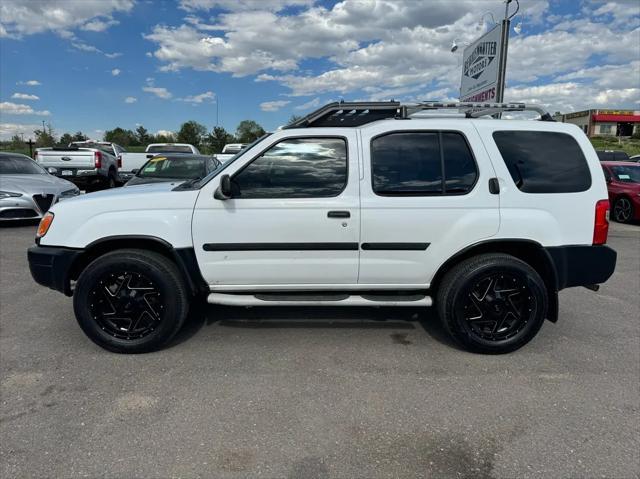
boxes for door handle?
[488,178,500,194]
[327,211,350,218]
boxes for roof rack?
[285,101,554,129]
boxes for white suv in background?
[28,102,616,354]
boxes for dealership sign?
[460,24,503,102]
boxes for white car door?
[358,120,500,287]
[192,130,360,288]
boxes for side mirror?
[214,174,232,200]
[132,169,139,175]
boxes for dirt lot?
[1,221,639,478]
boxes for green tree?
[235,120,266,143]
[206,126,235,153]
[72,131,88,142]
[104,127,136,146]
[177,121,207,146]
[9,134,24,149]
[287,114,302,125]
[58,133,74,146]
[34,123,56,148]
[135,125,150,145]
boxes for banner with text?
[460,24,503,102]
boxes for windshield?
[147,145,192,153]
[0,156,47,174]
[611,165,640,183]
[138,156,206,179]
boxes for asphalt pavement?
[1,221,639,478]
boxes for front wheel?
[73,249,190,353]
[437,253,548,354]
[613,197,634,223]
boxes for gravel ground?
[1,221,639,479]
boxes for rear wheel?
[437,253,548,354]
[613,197,634,223]
[73,249,189,353]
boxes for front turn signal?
[37,212,54,239]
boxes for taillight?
[94,151,102,169]
[593,199,610,245]
[117,154,122,169]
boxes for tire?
[106,171,117,189]
[613,197,634,223]
[73,249,190,353]
[436,253,548,354]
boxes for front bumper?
[546,245,617,290]
[28,245,81,296]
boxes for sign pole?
[495,0,513,103]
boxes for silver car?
[0,152,80,221]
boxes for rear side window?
[371,131,477,195]
[492,131,591,193]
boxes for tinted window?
[493,131,591,193]
[371,131,477,195]
[138,156,207,179]
[0,156,46,174]
[611,165,640,183]
[233,138,347,198]
[613,151,630,162]
[147,145,192,153]
[442,132,478,193]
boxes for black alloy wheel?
[459,272,533,342]
[89,271,163,340]
[74,249,189,353]
[613,197,633,223]
[437,253,548,354]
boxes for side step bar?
[207,293,432,307]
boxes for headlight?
[60,187,80,197]
[0,191,23,199]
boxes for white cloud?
[124,96,137,103]
[0,0,133,38]
[105,52,122,59]
[81,18,119,32]
[294,97,321,110]
[70,40,121,58]
[179,0,314,12]
[180,91,216,103]
[0,123,40,141]
[17,80,41,86]
[11,93,39,101]
[111,68,121,76]
[0,102,51,116]
[260,100,290,112]
[142,86,173,99]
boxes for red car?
[601,161,640,223]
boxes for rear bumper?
[546,245,617,290]
[28,245,80,296]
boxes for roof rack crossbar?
[284,100,553,129]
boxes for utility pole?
[496,0,517,103]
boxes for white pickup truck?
[215,143,247,163]
[118,143,200,182]
[35,141,123,191]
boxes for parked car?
[596,150,630,162]
[119,143,201,182]
[601,161,640,223]
[126,154,220,186]
[28,101,616,355]
[215,143,247,163]
[0,152,79,221]
[35,140,121,191]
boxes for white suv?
[28,102,617,354]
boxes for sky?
[1,0,639,141]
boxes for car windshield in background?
[138,156,207,179]
[147,145,192,153]
[611,165,640,183]
[0,156,46,175]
